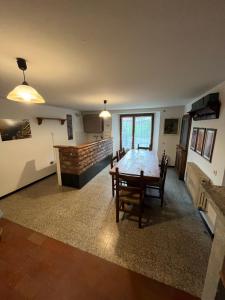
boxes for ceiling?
[0,0,225,111]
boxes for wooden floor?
[0,218,199,300]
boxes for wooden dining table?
[110,149,160,183]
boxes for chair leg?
[116,197,119,223]
[138,203,143,228]
[122,201,125,211]
[112,176,115,197]
[138,216,142,228]
[160,190,164,207]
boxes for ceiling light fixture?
[6,58,45,104]
[99,100,111,118]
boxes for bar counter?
[54,138,113,188]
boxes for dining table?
[109,149,160,183]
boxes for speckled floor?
[0,168,211,297]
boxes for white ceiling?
[0,0,225,111]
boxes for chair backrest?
[118,148,126,160]
[160,150,167,176]
[110,153,118,168]
[160,158,168,190]
[115,167,144,192]
[137,144,151,150]
[161,150,166,164]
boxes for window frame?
[120,113,154,150]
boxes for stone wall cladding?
[58,139,113,175]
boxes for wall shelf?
[37,117,66,125]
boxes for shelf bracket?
[37,117,66,125]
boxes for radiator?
[185,162,216,234]
[185,162,211,208]
[199,188,208,210]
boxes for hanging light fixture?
[99,100,111,118]
[6,58,45,104]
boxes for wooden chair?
[111,152,119,197]
[160,150,166,164]
[145,157,168,207]
[137,144,151,150]
[118,148,126,160]
[160,150,167,176]
[115,167,145,228]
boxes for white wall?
[111,106,184,165]
[158,106,184,165]
[185,81,225,185]
[0,100,85,197]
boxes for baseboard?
[0,173,56,200]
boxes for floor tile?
[27,232,47,246]
[0,219,199,299]
[0,167,211,297]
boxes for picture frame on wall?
[195,128,205,155]
[164,118,179,134]
[202,129,217,162]
[0,119,32,141]
[190,127,198,151]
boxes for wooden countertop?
[54,138,112,149]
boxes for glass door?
[121,116,133,150]
[120,114,154,150]
[134,116,152,149]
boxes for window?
[120,114,154,150]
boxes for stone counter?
[54,138,113,188]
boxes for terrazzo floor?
[0,167,212,297]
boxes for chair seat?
[119,190,141,205]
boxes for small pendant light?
[99,100,111,118]
[7,58,45,104]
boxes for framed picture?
[164,118,179,134]
[196,128,205,155]
[202,129,217,162]
[0,119,32,141]
[190,127,198,151]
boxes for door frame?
[119,113,154,150]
